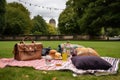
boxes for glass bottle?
[62,48,67,61]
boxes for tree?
[58,0,80,34]
[47,23,57,35]
[31,15,48,35]
[74,0,120,36]
[58,0,120,36]
[107,28,120,37]
[4,2,32,35]
[0,0,6,35]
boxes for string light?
[18,0,64,11]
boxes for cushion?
[75,47,100,57]
[71,56,112,70]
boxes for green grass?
[0,41,120,80]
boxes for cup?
[45,55,52,65]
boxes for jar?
[45,55,52,65]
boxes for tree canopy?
[58,0,120,36]
[31,15,48,35]
[4,2,32,35]
[58,0,81,35]
[75,0,120,35]
[47,23,58,35]
[0,0,6,35]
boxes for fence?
[0,35,106,41]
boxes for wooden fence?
[0,35,106,41]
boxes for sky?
[6,0,67,25]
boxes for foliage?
[31,15,48,35]
[58,0,81,34]
[4,2,32,35]
[107,28,120,37]
[47,23,58,35]
[32,31,42,35]
[58,0,120,36]
[74,0,120,36]
[0,0,6,35]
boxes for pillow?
[71,56,112,70]
[75,47,100,57]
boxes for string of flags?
[18,0,65,11]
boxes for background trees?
[31,15,48,35]
[4,2,32,35]
[75,0,120,36]
[58,0,81,35]
[3,2,50,35]
[1,0,119,36]
[0,0,6,35]
[58,0,120,36]
[47,23,58,35]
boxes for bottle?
[65,41,71,57]
[62,48,67,61]
[66,45,71,57]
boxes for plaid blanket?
[0,57,119,76]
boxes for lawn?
[0,41,120,80]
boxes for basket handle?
[20,36,35,44]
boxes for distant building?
[49,18,56,27]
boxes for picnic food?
[49,50,57,58]
[56,63,62,66]
[54,52,62,59]
[49,50,62,59]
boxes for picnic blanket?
[0,57,119,76]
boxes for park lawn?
[0,41,120,80]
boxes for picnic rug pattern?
[0,57,119,76]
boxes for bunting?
[18,0,65,11]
